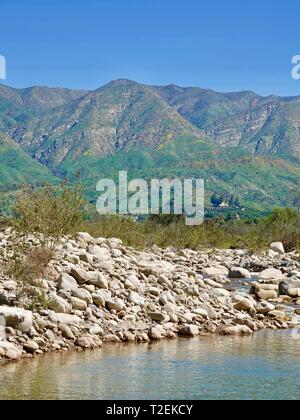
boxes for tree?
[211,193,223,207]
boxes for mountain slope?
[9,79,204,167]
[0,133,57,190]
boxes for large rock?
[270,242,285,255]
[178,325,199,337]
[0,340,22,359]
[88,272,109,289]
[229,267,251,279]
[58,273,78,291]
[107,299,125,312]
[49,313,83,325]
[222,325,253,336]
[70,297,87,311]
[202,266,229,277]
[70,267,90,285]
[128,291,145,306]
[148,312,170,323]
[233,296,255,313]
[72,288,93,304]
[279,278,300,296]
[256,301,276,315]
[0,306,33,333]
[77,232,95,244]
[48,293,72,314]
[257,268,284,283]
[256,290,278,301]
[88,246,111,262]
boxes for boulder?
[233,296,255,313]
[58,273,78,291]
[0,341,22,359]
[88,272,109,289]
[70,267,90,285]
[0,306,33,333]
[88,246,111,262]
[72,288,93,304]
[257,268,284,283]
[148,312,170,323]
[76,232,95,244]
[23,340,39,354]
[59,324,75,340]
[256,301,276,315]
[128,291,145,306]
[70,297,87,311]
[256,290,278,301]
[107,299,125,312]
[270,242,285,255]
[178,325,199,337]
[279,278,300,296]
[48,293,72,314]
[49,313,83,325]
[222,325,253,336]
[202,266,229,277]
[229,267,251,279]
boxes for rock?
[88,272,109,289]
[128,291,145,306]
[59,324,75,340]
[270,242,285,255]
[148,327,163,340]
[258,268,284,283]
[75,336,95,349]
[89,325,104,336]
[107,299,125,312]
[279,279,300,296]
[193,308,209,318]
[202,266,229,277]
[0,306,33,333]
[79,253,94,264]
[233,296,255,313]
[212,288,231,298]
[58,273,78,291]
[23,340,39,354]
[159,291,175,305]
[70,267,90,285]
[178,325,199,337]
[70,297,87,311]
[256,301,276,315]
[256,290,278,301]
[49,313,83,325]
[288,288,300,298]
[89,246,111,262]
[48,293,72,314]
[222,325,253,336]
[268,310,287,320]
[148,312,170,323]
[92,292,106,308]
[77,232,95,244]
[229,267,251,279]
[72,288,93,304]
[0,341,22,359]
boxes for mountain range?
[1,78,300,213]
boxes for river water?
[0,330,300,400]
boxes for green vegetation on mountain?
[1,79,300,213]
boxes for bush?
[13,181,86,248]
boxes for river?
[0,330,300,400]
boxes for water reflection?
[1,331,300,400]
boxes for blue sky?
[1,0,300,96]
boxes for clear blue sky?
[1,0,300,96]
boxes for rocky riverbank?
[0,231,300,363]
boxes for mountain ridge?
[1,79,300,211]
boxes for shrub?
[13,181,86,248]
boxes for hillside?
[1,79,300,211]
